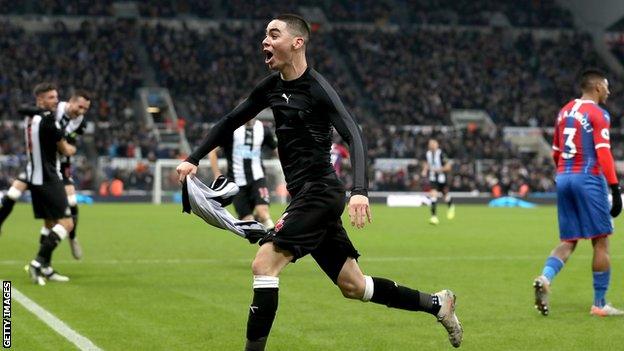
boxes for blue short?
[556,174,613,241]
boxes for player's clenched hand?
[348,194,372,229]
[176,161,198,183]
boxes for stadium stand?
[0,0,113,15]
[141,22,363,126]
[335,28,623,127]
[0,0,621,196]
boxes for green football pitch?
[1,203,623,350]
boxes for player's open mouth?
[264,50,273,63]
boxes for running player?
[177,14,462,349]
[421,139,455,224]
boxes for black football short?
[233,178,270,219]
[433,181,448,192]
[30,182,70,219]
[260,174,360,283]
[60,161,74,186]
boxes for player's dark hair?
[275,14,311,44]
[72,89,92,101]
[579,69,606,92]
[33,82,57,97]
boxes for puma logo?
[281,93,291,104]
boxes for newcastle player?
[208,118,277,229]
[177,14,462,349]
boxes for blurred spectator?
[142,22,365,150]
[363,125,556,193]
[335,28,623,127]
[0,0,113,16]
[0,7,617,195]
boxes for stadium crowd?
[0,0,113,16]
[335,28,624,127]
[370,157,556,194]
[359,126,556,194]
[0,1,620,195]
[402,0,573,27]
[0,19,143,155]
[1,0,574,27]
[142,22,364,128]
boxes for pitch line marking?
[2,281,102,351]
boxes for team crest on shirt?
[274,212,288,232]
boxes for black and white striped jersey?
[220,120,277,186]
[24,111,64,185]
[56,101,85,165]
[56,101,85,135]
[425,149,448,184]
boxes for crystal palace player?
[177,14,462,350]
[534,69,624,317]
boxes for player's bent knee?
[251,258,266,276]
[251,253,280,276]
[251,258,280,277]
[251,243,293,276]
[337,275,365,300]
[338,283,360,299]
